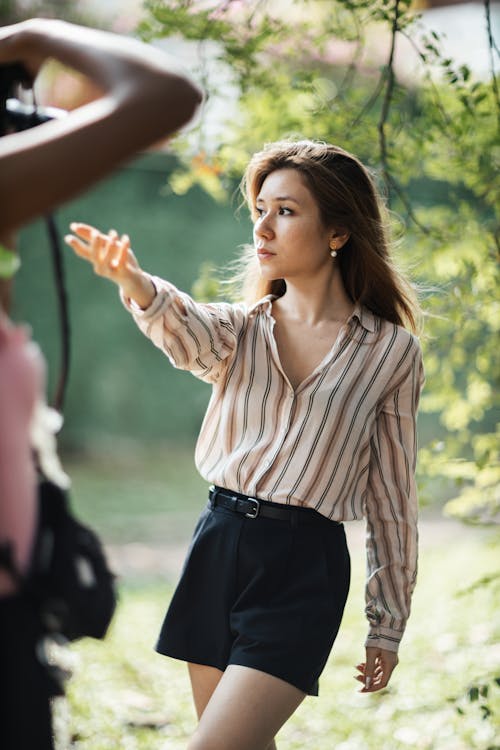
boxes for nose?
[254,213,274,242]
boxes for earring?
[329,241,337,258]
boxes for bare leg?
[186,664,305,750]
[188,663,224,720]
[188,663,278,749]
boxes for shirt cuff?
[365,626,404,653]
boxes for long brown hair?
[237,139,421,333]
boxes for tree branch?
[399,29,453,130]
[387,174,432,236]
[378,0,401,203]
[484,0,500,120]
[350,68,387,128]
[337,8,365,100]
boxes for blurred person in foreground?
[67,138,424,750]
[0,17,201,749]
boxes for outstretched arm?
[65,223,242,384]
[0,18,202,233]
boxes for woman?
[66,139,424,750]
[0,18,200,750]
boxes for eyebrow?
[255,195,300,204]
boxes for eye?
[255,207,265,217]
[278,206,293,215]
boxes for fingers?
[110,233,130,270]
[68,222,97,241]
[91,229,119,275]
[355,648,399,693]
[363,648,377,692]
[102,231,127,272]
[89,227,107,266]
[66,222,107,253]
[64,224,133,278]
[95,231,131,275]
[64,233,92,261]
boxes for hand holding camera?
[0,19,201,235]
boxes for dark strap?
[46,214,70,412]
[208,486,340,526]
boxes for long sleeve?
[121,274,244,384]
[363,339,424,652]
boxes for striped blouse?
[122,275,424,653]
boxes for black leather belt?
[208,486,340,526]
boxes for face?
[253,168,334,283]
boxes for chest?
[272,319,346,391]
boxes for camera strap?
[45,215,70,413]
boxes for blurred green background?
[13,153,249,446]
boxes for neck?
[275,267,354,326]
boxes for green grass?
[54,451,500,749]
[65,442,207,545]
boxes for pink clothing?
[0,322,42,594]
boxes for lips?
[257,246,275,259]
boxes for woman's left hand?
[354,647,399,692]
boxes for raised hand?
[65,223,156,309]
[65,222,137,282]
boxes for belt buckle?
[245,498,260,519]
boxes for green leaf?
[460,64,471,81]
[0,245,20,279]
[468,686,480,702]
[480,704,492,720]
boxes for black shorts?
[156,491,350,695]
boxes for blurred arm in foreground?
[0,18,202,593]
[0,17,202,234]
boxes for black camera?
[0,62,65,136]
